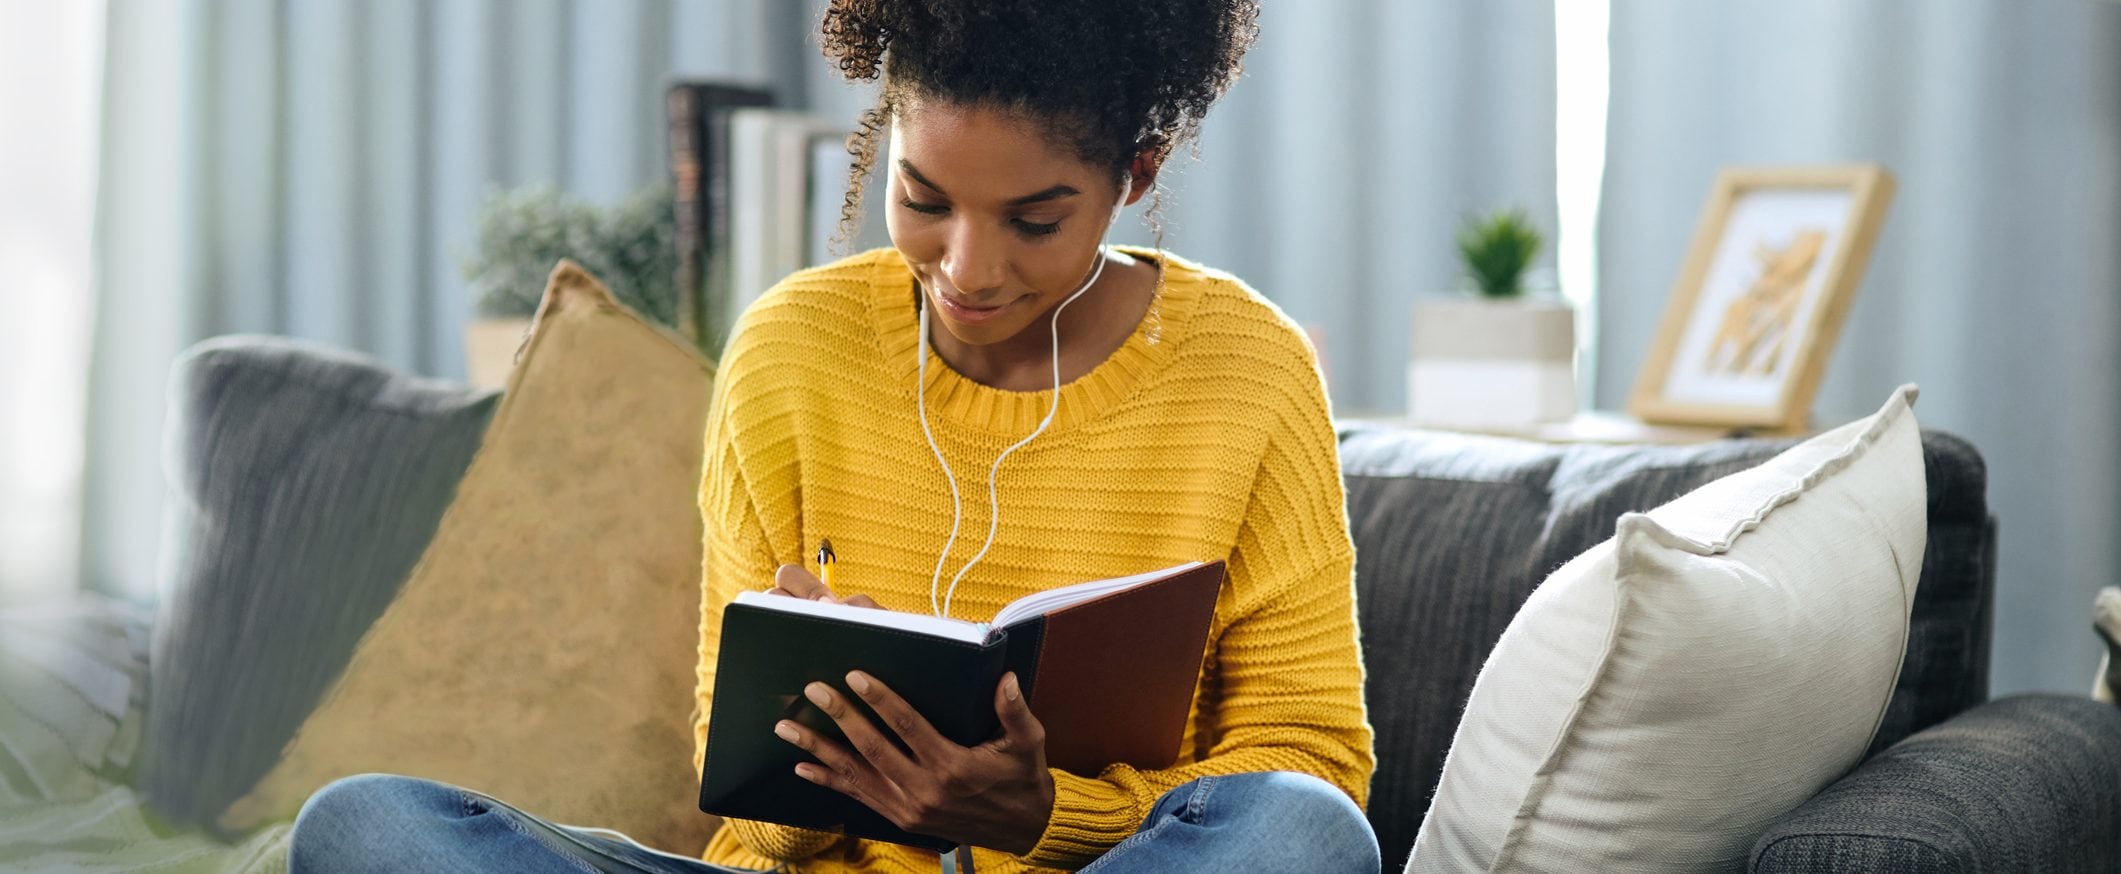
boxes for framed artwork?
[1629,165,1895,432]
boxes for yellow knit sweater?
[693,247,1373,873]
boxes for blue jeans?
[289,770,1379,873]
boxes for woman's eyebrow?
[897,159,1079,206]
[1006,184,1080,206]
[898,159,948,194]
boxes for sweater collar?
[866,245,1205,440]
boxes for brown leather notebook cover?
[1003,560,1226,775]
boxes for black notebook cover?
[696,561,1225,851]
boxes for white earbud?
[918,178,1131,618]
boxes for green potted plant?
[1456,209,1545,300]
[1407,208,1576,428]
[459,184,679,386]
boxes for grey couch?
[1338,423,2121,872]
[8,337,2117,873]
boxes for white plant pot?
[1407,297,1577,429]
[464,317,533,389]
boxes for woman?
[290,1,1376,871]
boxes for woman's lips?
[936,292,1013,325]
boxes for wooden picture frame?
[1628,165,1895,432]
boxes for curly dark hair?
[821,0,1260,246]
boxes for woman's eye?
[1013,219,1062,237]
[898,197,949,216]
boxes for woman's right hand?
[769,564,882,609]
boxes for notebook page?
[989,561,1207,630]
[731,591,989,644]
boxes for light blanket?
[0,596,290,873]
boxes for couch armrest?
[1750,694,2121,873]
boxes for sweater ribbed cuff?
[725,817,840,862]
[1018,769,1144,870]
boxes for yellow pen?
[816,538,836,593]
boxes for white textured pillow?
[1407,385,1927,873]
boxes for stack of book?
[666,82,890,355]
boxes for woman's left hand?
[775,670,1055,854]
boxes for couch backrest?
[1336,426,1994,869]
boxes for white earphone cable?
[916,303,967,617]
[919,245,1110,618]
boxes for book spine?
[960,636,1013,743]
[665,85,707,349]
[728,111,773,336]
[702,88,775,351]
[997,619,1046,705]
[663,82,774,355]
[770,120,814,283]
[806,134,841,267]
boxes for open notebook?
[697,560,1226,850]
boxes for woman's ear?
[1123,149,1162,207]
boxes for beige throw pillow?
[1407,385,1927,873]
[221,262,719,854]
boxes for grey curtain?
[1111,0,1560,415]
[83,0,1556,602]
[1599,0,2121,694]
[84,0,820,601]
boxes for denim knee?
[1093,771,1378,874]
[290,773,459,870]
[1220,772,1379,872]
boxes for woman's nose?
[939,222,1006,295]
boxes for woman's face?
[886,100,1141,348]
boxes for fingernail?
[774,721,798,742]
[805,683,832,706]
[1004,673,1021,701]
[794,764,820,782]
[846,671,870,694]
[816,594,832,602]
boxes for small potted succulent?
[1406,209,1576,428]
[459,184,679,386]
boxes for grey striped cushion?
[139,337,498,830]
